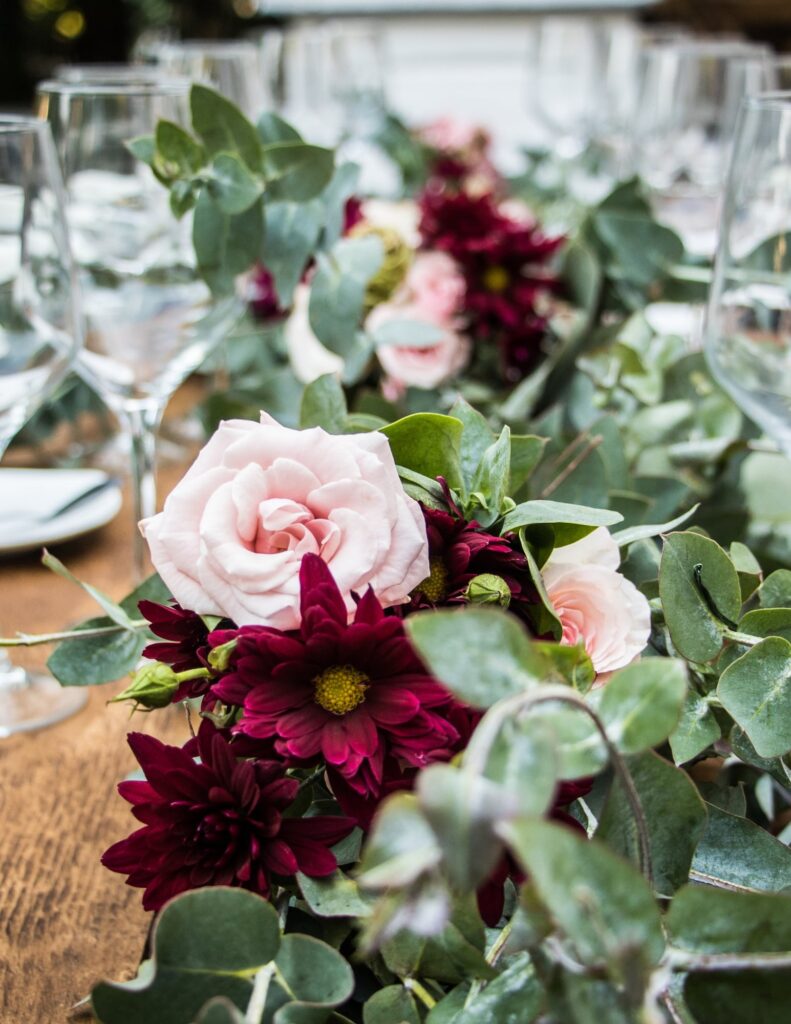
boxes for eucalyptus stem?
[486,917,514,966]
[403,978,437,1009]
[245,963,275,1024]
[722,628,763,648]
[464,685,653,889]
[668,948,791,972]
[0,621,147,647]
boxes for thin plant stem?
[0,621,147,647]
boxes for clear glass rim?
[0,114,50,136]
[155,38,260,57]
[642,39,770,58]
[36,76,191,97]
[744,90,791,111]
[54,62,179,81]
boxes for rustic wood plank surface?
[0,444,195,1022]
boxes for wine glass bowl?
[706,93,791,456]
[37,78,243,578]
[0,115,86,736]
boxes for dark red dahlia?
[139,600,210,685]
[101,726,354,912]
[418,188,564,379]
[210,554,459,798]
[409,505,533,614]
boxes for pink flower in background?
[368,300,470,391]
[406,252,466,322]
[420,117,489,154]
[140,414,429,631]
[367,251,470,391]
[542,528,651,676]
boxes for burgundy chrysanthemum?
[247,265,285,322]
[101,725,354,912]
[139,600,210,692]
[419,188,564,379]
[408,504,533,614]
[210,554,459,798]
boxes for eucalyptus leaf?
[380,412,463,491]
[405,608,547,708]
[260,200,323,306]
[500,500,622,548]
[416,764,506,890]
[363,986,421,1024]
[691,803,791,892]
[593,658,687,755]
[669,689,722,765]
[91,887,281,1023]
[296,871,373,919]
[309,235,384,357]
[208,152,262,214]
[262,141,335,202]
[190,84,263,170]
[659,531,743,663]
[718,637,791,758]
[597,751,707,896]
[299,374,347,433]
[503,819,665,971]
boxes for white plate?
[0,468,123,556]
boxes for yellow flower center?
[313,665,369,716]
[413,556,449,604]
[483,265,510,293]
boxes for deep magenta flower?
[138,600,210,690]
[409,505,533,614]
[419,188,564,379]
[102,725,353,912]
[210,554,459,798]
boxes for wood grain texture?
[0,456,192,1022]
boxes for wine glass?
[147,40,264,120]
[0,116,86,736]
[633,40,773,257]
[36,78,243,580]
[706,92,791,456]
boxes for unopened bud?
[110,662,180,710]
[465,574,511,608]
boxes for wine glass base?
[0,672,88,738]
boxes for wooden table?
[0,444,195,1022]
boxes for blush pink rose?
[419,116,488,154]
[140,414,430,630]
[542,528,651,676]
[406,252,466,323]
[368,300,471,391]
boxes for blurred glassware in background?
[529,15,609,162]
[0,115,87,736]
[328,20,399,197]
[36,77,242,580]
[633,40,774,257]
[281,19,341,144]
[706,92,791,458]
[246,25,286,113]
[144,39,264,120]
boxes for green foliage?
[92,887,354,1024]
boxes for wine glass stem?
[0,650,27,691]
[117,400,164,583]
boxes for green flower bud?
[465,573,512,608]
[208,638,238,673]
[350,223,412,308]
[110,662,180,710]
